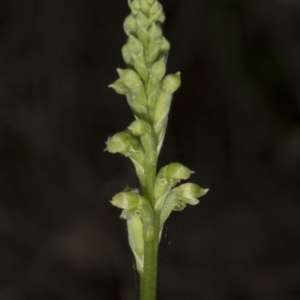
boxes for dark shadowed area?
[1,0,300,299]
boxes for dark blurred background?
[1,0,300,299]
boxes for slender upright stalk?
[140,127,158,300]
[105,1,209,299]
[140,213,159,300]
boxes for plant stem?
[140,213,160,300]
[140,128,159,300]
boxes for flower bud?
[149,1,163,23]
[136,11,149,29]
[146,0,154,4]
[109,79,130,95]
[158,11,166,23]
[124,14,137,35]
[129,0,140,15]
[159,183,208,227]
[133,57,149,82]
[126,37,148,81]
[122,44,133,65]
[137,26,149,47]
[128,120,151,136]
[127,35,144,57]
[135,12,150,46]
[146,24,163,64]
[160,36,171,54]
[149,23,163,42]
[163,163,194,183]
[149,57,166,81]
[161,72,181,94]
[176,183,209,205]
[117,68,142,89]
[139,0,151,17]
[117,70,147,117]
[126,88,148,120]
[154,163,193,209]
[105,132,131,156]
[146,42,160,64]
[110,191,142,209]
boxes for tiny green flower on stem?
[128,119,151,136]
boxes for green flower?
[105,132,131,156]
[159,183,208,229]
[128,120,151,136]
[154,163,194,210]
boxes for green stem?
[140,128,159,300]
[140,213,160,300]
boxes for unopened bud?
[149,58,166,81]
[109,79,130,95]
[129,0,140,15]
[126,84,148,120]
[124,14,137,35]
[133,57,149,82]
[154,163,192,210]
[122,44,133,65]
[163,163,194,182]
[136,11,149,29]
[139,0,151,16]
[128,120,151,136]
[161,72,181,94]
[146,42,160,64]
[149,23,163,42]
[128,35,144,57]
[105,132,131,156]
[158,11,166,23]
[110,191,142,209]
[117,68,142,89]
[149,1,163,23]
[160,37,171,54]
